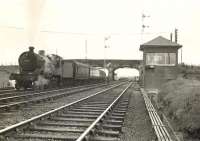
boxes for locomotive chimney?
[29,46,35,52]
[38,50,45,56]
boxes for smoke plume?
[26,0,46,46]
[35,75,49,89]
[43,56,55,76]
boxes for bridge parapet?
[64,59,142,68]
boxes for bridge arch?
[114,67,139,80]
[111,64,142,80]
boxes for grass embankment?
[158,77,200,139]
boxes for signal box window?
[146,53,176,66]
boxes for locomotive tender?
[10,47,106,90]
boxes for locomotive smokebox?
[29,46,35,52]
[38,50,45,56]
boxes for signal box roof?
[140,36,182,51]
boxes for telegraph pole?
[175,28,182,64]
[85,39,87,63]
[141,13,150,87]
[104,36,111,83]
[104,36,110,69]
[141,13,150,43]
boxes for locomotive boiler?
[10,47,62,89]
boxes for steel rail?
[0,84,103,109]
[0,83,105,102]
[0,89,15,94]
[76,82,132,141]
[0,82,126,137]
[0,83,109,110]
[0,80,124,98]
[0,82,105,98]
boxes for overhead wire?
[0,25,169,37]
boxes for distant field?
[0,65,18,73]
[178,64,200,81]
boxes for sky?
[0,0,200,66]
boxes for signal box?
[140,36,182,91]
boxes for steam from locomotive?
[26,0,46,46]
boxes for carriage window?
[146,53,176,66]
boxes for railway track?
[0,83,107,99]
[0,81,124,99]
[0,82,132,141]
[0,83,112,111]
[0,83,106,99]
[0,89,16,95]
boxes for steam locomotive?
[10,47,106,90]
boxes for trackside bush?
[158,77,200,138]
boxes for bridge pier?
[107,67,114,81]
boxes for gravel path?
[120,84,156,141]
[0,86,111,130]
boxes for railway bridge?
[65,59,143,80]
[1,60,142,81]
